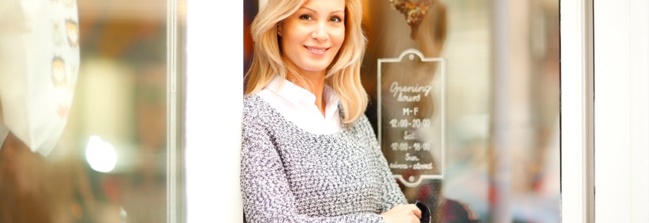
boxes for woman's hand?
[379,204,421,223]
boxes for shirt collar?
[323,85,340,119]
[265,75,314,105]
[264,75,340,117]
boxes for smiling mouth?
[305,46,329,55]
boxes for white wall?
[185,1,243,222]
[629,1,649,222]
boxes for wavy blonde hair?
[244,0,368,124]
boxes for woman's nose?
[311,23,328,42]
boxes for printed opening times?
[388,118,432,128]
[387,106,432,128]
[378,50,445,185]
[390,142,432,151]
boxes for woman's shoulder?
[242,94,266,113]
[350,113,371,129]
[242,94,278,127]
[243,94,261,107]
[242,95,260,118]
[347,113,375,136]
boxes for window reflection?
[74,0,173,222]
[0,0,183,222]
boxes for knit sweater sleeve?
[240,117,386,223]
[361,117,409,213]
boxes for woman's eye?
[299,15,312,20]
[330,16,343,23]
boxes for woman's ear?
[277,24,283,37]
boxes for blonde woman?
[241,0,426,222]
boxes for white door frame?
[560,0,595,222]
[594,0,649,222]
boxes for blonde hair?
[244,0,368,124]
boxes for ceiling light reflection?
[85,135,117,173]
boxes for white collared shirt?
[256,75,342,135]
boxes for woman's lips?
[305,46,329,55]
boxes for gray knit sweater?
[241,95,408,223]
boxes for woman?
[241,0,424,222]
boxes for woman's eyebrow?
[300,7,344,14]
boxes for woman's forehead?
[299,0,346,12]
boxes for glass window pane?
[0,0,185,222]
[360,0,560,222]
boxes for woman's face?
[279,0,346,77]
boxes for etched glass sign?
[378,48,446,187]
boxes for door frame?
[560,0,595,222]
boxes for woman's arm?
[360,117,409,212]
[374,147,409,213]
